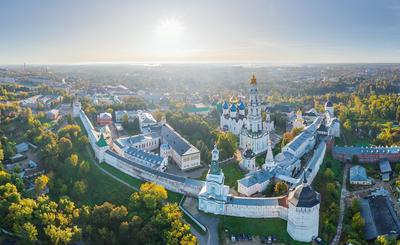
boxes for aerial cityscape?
[1,1,400,245]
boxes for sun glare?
[154,18,185,56]
[156,18,184,37]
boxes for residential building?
[350,165,372,185]
[379,159,392,181]
[46,109,59,120]
[161,123,201,170]
[97,112,112,126]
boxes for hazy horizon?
[1,0,400,64]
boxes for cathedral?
[220,100,246,135]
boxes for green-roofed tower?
[96,133,108,147]
[209,144,221,175]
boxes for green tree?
[122,117,140,135]
[78,135,89,148]
[324,168,335,181]
[351,212,365,234]
[73,180,87,199]
[216,132,237,160]
[58,137,73,158]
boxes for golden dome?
[250,74,257,85]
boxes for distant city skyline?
[1,0,400,64]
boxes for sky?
[1,0,400,64]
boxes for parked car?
[230,235,236,243]
[267,235,272,244]
[236,234,241,241]
[260,236,266,243]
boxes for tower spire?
[303,168,308,185]
[250,74,257,85]
[263,134,275,170]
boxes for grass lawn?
[74,149,134,206]
[98,162,183,203]
[198,162,245,188]
[99,162,143,188]
[221,163,245,188]
[219,216,307,245]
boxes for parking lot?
[226,234,282,245]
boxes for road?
[182,197,220,245]
[330,162,399,245]
[331,163,349,245]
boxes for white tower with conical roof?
[263,134,275,170]
[287,173,320,242]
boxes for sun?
[154,18,185,56]
[156,18,184,37]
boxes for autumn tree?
[130,182,168,211]
[274,181,288,195]
[34,175,49,195]
[351,212,365,234]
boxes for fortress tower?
[287,175,320,242]
[72,98,81,118]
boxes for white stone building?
[137,110,158,131]
[161,123,201,170]
[115,132,160,152]
[237,169,273,196]
[287,178,320,242]
[239,75,275,155]
[115,110,137,123]
[72,99,82,117]
[325,101,340,138]
[220,101,246,135]
[292,109,305,129]
[240,145,256,172]
[198,146,230,214]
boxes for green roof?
[183,107,210,113]
[209,160,221,175]
[96,133,108,147]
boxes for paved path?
[183,197,220,245]
[331,163,349,245]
